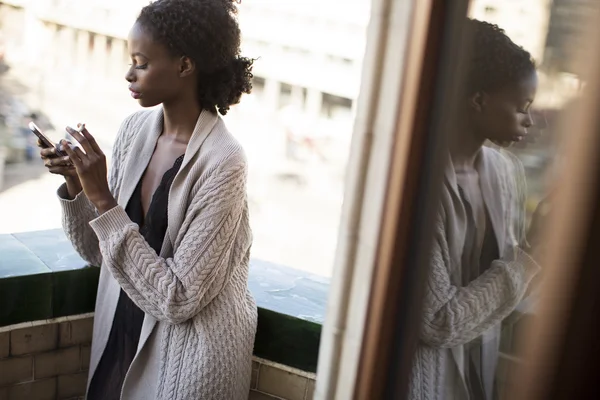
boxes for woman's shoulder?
[113,109,156,144]
[481,145,525,177]
[201,118,248,169]
[121,109,157,134]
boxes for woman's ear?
[469,91,486,113]
[178,56,195,78]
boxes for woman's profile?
[39,0,256,399]
[409,19,543,399]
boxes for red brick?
[7,378,56,400]
[58,372,88,398]
[0,356,33,386]
[0,332,8,359]
[58,319,93,348]
[34,346,80,379]
[10,325,58,356]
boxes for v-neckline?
[137,153,185,222]
[445,148,507,257]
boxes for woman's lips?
[130,90,141,99]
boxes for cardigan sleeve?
[57,113,136,267]
[419,214,541,349]
[88,152,249,324]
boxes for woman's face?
[125,22,188,108]
[471,70,538,147]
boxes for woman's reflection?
[410,19,543,400]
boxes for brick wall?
[0,315,93,400]
[0,315,316,400]
[250,358,315,400]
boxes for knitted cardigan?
[58,108,257,400]
[408,147,540,399]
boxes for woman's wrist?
[64,176,83,200]
[93,194,118,215]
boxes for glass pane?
[410,1,599,399]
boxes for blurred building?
[544,0,600,76]
[469,0,552,63]
[239,1,368,120]
[0,0,370,126]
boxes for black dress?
[88,154,185,400]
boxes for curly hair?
[465,19,535,95]
[137,0,253,115]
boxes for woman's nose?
[523,111,534,128]
[125,67,135,83]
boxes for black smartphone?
[29,122,66,157]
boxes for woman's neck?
[162,97,202,144]
[450,128,485,171]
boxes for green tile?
[0,234,51,278]
[0,274,53,327]
[13,230,89,272]
[254,308,321,373]
[51,267,99,318]
[249,259,329,324]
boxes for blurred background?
[0,0,593,279]
[0,0,369,277]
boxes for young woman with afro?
[40,1,256,398]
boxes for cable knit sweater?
[408,148,540,400]
[57,108,257,400]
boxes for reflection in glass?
[411,18,544,400]
[411,0,600,397]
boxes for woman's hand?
[38,140,83,199]
[61,125,118,214]
[527,190,554,259]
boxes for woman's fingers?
[78,124,103,155]
[65,126,91,154]
[66,125,102,156]
[60,140,84,168]
[48,165,77,174]
[39,147,57,158]
[43,156,72,168]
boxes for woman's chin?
[136,97,161,109]
[490,139,514,148]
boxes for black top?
[458,186,500,400]
[88,154,185,400]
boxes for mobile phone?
[29,122,66,157]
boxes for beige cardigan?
[409,147,540,399]
[58,108,257,400]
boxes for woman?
[409,20,542,399]
[40,1,256,399]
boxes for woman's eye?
[135,64,148,70]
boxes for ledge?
[0,229,329,372]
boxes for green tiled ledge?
[0,229,329,373]
[0,230,100,326]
